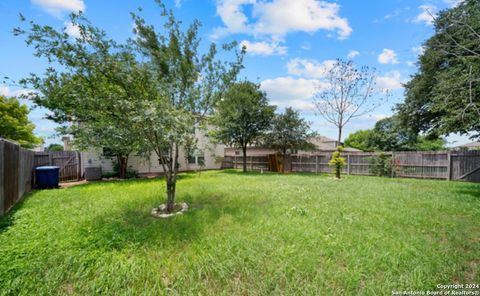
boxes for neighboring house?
[63,124,225,176]
[453,141,480,151]
[224,135,361,156]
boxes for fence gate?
[34,151,81,182]
[450,151,480,182]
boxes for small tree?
[46,143,63,151]
[329,146,346,179]
[313,59,387,143]
[265,107,316,172]
[210,81,275,172]
[130,3,244,211]
[0,95,41,148]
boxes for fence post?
[76,151,82,181]
[447,152,452,181]
[250,156,253,170]
[347,154,351,175]
[315,155,318,173]
[391,152,395,178]
[234,155,237,169]
[48,153,53,166]
[0,140,4,215]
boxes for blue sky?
[0,0,470,146]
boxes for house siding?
[79,124,224,175]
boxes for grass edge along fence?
[222,150,480,182]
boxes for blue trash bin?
[35,166,60,189]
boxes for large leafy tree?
[0,95,41,148]
[343,129,375,151]
[265,107,315,170]
[17,1,244,212]
[16,14,143,178]
[397,0,480,139]
[344,116,446,151]
[313,59,387,143]
[210,81,275,172]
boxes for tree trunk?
[164,143,180,213]
[336,166,341,179]
[242,145,247,172]
[337,126,343,146]
[117,154,129,179]
[166,175,176,212]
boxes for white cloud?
[214,0,352,40]
[32,0,85,18]
[175,0,182,7]
[287,58,336,78]
[347,50,360,59]
[0,85,34,98]
[443,0,463,7]
[301,42,311,51]
[240,40,287,56]
[412,45,425,56]
[261,76,327,110]
[375,71,404,90]
[377,48,399,64]
[414,5,437,26]
[406,61,416,67]
[64,22,81,39]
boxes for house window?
[188,150,205,165]
[188,154,196,164]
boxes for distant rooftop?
[455,141,480,148]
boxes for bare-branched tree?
[313,59,388,144]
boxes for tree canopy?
[16,12,144,178]
[397,0,480,139]
[344,116,446,151]
[265,107,316,158]
[46,143,63,151]
[0,95,41,148]
[210,81,275,172]
[17,1,244,212]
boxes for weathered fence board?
[0,139,35,215]
[34,151,81,182]
[222,150,480,182]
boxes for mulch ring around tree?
[151,202,188,218]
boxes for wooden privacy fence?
[0,139,35,215]
[223,150,480,182]
[34,151,82,182]
[222,156,269,171]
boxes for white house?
[64,125,225,177]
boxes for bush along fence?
[222,150,480,182]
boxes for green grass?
[0,170,479,295]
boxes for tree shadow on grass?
[451,182,480,201]
[0,189,39,233]
[73,190,262,252]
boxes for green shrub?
[369,153,392,177]
[112,161,138,179]
[329,146,346,179]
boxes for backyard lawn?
[0,170,479,295]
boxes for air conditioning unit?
[85,167,102,181]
